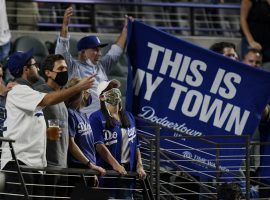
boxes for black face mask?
[53,71,68,86]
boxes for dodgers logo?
[103,130,118,145]
[127,127,136,143]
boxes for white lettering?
[133,69,145,96]
[225,106,250,135]
[147,42,165,70]
[145,73,163,101]
[169,82,188,110]
[160,49,183,79]
[181,90,203,117]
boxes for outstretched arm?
[55,6,75,73]
[60,6,73,38]
[116,15,134,50]
[38,74,95,107]
[240,0,262,50]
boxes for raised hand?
[61,6,73,37]
[63,6,73,27]
[249,40,262,51]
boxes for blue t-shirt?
[90,110,140,171]
[68,108,96,165]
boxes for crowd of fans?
[0,0,270,199]
[0,5,146,200]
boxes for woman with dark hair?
[65,77,105,189]
[89,79,146,199]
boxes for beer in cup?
[47,119,61,140]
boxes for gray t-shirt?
[34,84,68,167]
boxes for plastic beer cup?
[47,119,61,140]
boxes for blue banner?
[126,20,270,176]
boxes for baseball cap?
[97,79,120,97]
[7,48,34,78]
[77,35,108,51]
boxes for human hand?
[137,165,146,180]
[125,15,134,24]
[122,15,134,31]
[63,6,73,27]
[93,175,99,187]
[77,74,96,91]
[113,164,127,175]
[3,81,17,95]
[249,41,262,51]
[90,164,106,176]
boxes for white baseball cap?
[97,79,120,97]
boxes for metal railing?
[6,0,241,37]
[136,117,270,200]
[2,118,270,199]
[0,137,154,199]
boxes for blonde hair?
[64,77,83,108]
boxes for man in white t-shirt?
[0,49,95,199]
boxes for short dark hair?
[210,42,236,54]
[41,54,65,81]
[244,48,262,58]
[217,182,243,200]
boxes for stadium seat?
[12,36,49,65]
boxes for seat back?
[12,36,49,65]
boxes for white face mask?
[86,58,96,66]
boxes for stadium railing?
[0,137,154,199]
[136,117,270,200]
[6,0,241,37]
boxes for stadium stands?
[2,1,270,200]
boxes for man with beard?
[0,49,95,199]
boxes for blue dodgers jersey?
[90,110,140,171]
[68,109,96,165]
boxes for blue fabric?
[0,41,10,62]
[77,35,108,51]
[7,48,33,78]
[89,110,140,172]
[126,20,270,177]
[67,108,96,165]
